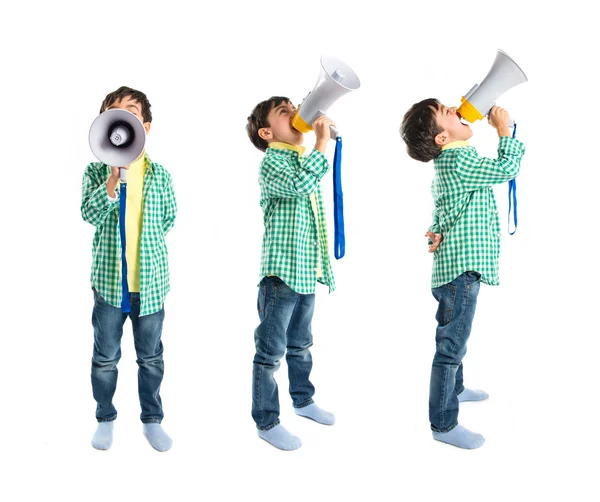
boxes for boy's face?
[106,95,151,134]
[433,103,472,146]
[258,100,304,146]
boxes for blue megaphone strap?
[119,182,131,312]
[508,123,518,235]
[333,136,345,259]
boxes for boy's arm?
[455,136,526,191]
[162,171,177,235]
[260,150,330,199]
[425,206,443,252]
[81,164,119,226]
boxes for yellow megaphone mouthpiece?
[291,107,313,133]
[457,97,484,124]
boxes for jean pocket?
[432,283,457,326]
[257,282,266,317]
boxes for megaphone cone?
[458,49,527,127]
[292,56,360,138]
[89,108,146,181]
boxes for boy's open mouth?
[458,112,470,126]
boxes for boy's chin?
[461,129,473,140]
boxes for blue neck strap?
[119,183,131,313]
[333,136,345,259]
[508,124,518,235]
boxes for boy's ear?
[434,131,448,147]
[258,127,272,141]
[144,122,151,134]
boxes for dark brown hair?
[100,86,152,123]
[246,96,290,152]
[400,98,444,162]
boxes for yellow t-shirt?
[125,154,147,292]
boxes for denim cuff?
[97,417,116,423]
[294,399,315,410]
[142,419,162,424]
[257,420,280,431]
[431,421,458,434]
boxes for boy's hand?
[488,106,511,137]
[313,115,336,154]
[109,165,130,180]
[425,231,443,253]
[107,165,130,198]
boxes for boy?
[246,97,336,450]
[401,100,525,449]
[81,86,177,452]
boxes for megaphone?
[292,56,360,139]
[458,49,527,128]
[89,108,146,182]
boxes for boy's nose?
[449,107,457,114]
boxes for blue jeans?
[429,271,481,432]
[252,277,316,430]
[91,290,165,423]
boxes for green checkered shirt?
[259,146,335,294]
[81,154,177,316]
[429,136,526,288]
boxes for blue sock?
[458,388,489,402]
[258,424,302,451]
[433,424,485,449]
[91,421,114,450]
[294,403,335,425]
[143,424,173,452]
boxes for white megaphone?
[89,108,146,182]
[292,55,360,139]
[458,49,527,129]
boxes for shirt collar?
[268,142,306,156]
[441,141,470,151]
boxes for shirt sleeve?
[260,149,330,199]
[162,170,177,235]
[455,137,526,191]
[428,180,441,238]
[428,208,441,244]
[81,163,119,226]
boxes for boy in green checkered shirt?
[246,96,337,450]
[401,100,525,449]
[81,87,177,452]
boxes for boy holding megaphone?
[401,100,526,449]
[82,86,177,452]
[246,96,337,450]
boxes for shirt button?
[497,233,501,237]
[314,241,318,246]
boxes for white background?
[1,0,598,500]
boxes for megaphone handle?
[330,125,339,139]
[120,167,127,182]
